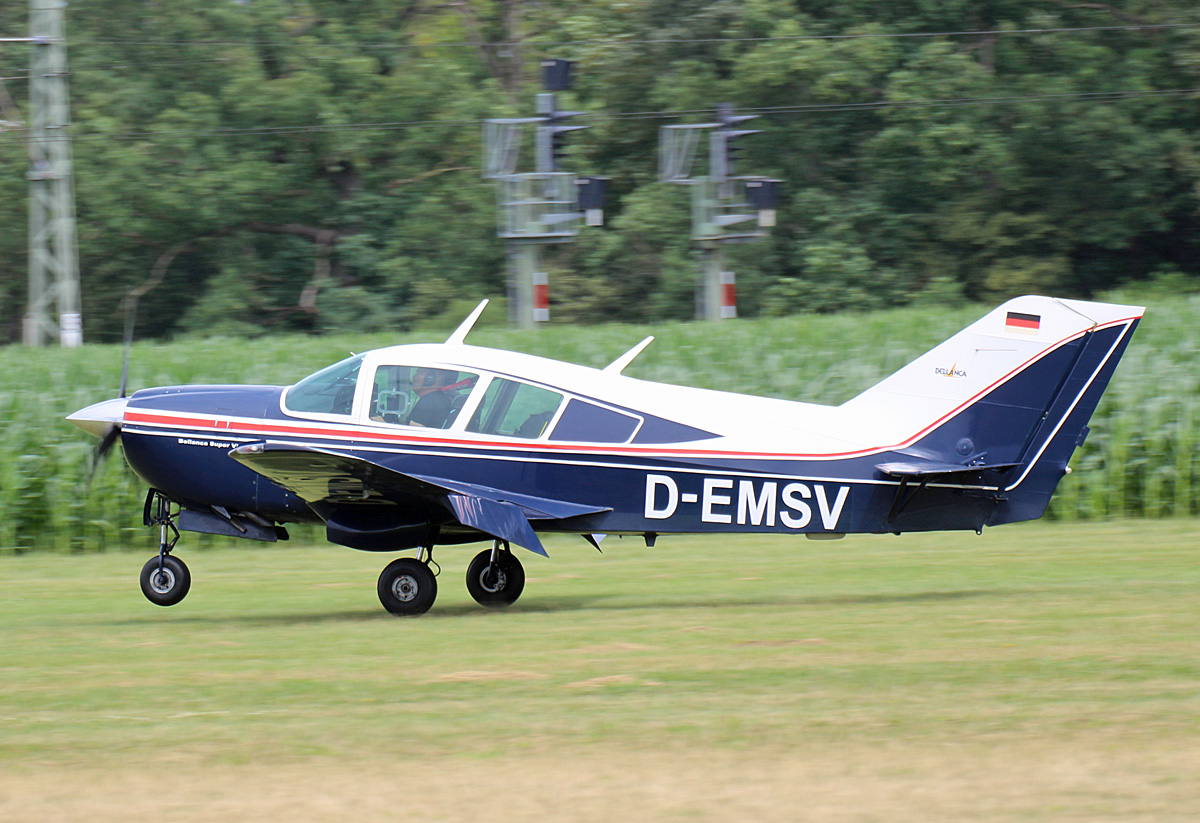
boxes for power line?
[66,21,1200,50]
[0,21,1190,89]
[1,86,1194,148]
[735,87,1200,116]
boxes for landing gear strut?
[465,540,525,609]
[139,490,191,607]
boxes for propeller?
[71,293,138,474]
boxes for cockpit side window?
[548,399,641,443]
[284,353,365,416]
[466,378,563,439]
[370,366,479,430]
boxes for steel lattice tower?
[23,0,81,347]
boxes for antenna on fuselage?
[603,336,655,374]
[445,299,489,345]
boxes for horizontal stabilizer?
[877,460,1019,479]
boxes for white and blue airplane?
[68,295,1143,616]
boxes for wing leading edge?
[229,441,610,556]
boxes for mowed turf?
[1,519,1198,822]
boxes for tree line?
[1,0,1198,343]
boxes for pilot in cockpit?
[407,368,456,428]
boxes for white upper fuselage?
[340,341,862,457]
[330,295,1142,460]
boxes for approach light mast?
[661,103,780,321]
[483,59,608,328]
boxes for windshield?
[284,353,365,415]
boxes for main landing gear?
[139,491,191,607]
[377,551,439,616]
[465,541,525,609]
[375,540,526,616]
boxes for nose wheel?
[139,554,191,606]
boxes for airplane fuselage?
[116,308,1135,546]
[68,295,1144,615]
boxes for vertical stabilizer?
[841,296,1143,455]
[848,296,1142,526]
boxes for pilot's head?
[412,368,452,395]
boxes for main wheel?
[465,548,525,609]
[377,557,437,616]
[139,555,191,607]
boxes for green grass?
[2,521,1199,821]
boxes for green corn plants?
[0,294,1194,553]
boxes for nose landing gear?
[139,490,191,607]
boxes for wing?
[229,441,611,556]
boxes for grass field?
[2,520,1198,822]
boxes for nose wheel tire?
[139,555,191,607]
[378,557,438,616]
[466,547,525,608]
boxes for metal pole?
[698,244,727,321]
[510,243,540,330]
[24,0,81,347]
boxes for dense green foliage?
[0,292,1192,553]
[2,1,1200,341]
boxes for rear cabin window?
[549,399,641,444]
[370,366,478,430]
[467,378,563,439]
[284,353,365,416]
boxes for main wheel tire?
[465,548,525,608]
[139,555,191,607]
[377,557,437,616]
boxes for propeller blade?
[92,424,122,472]
[119,297,136,398]
[119,346,130,398]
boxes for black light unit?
[746,179,779,211]
[746,179,780,228]
[542,59,572,91]
[576,176,609,226]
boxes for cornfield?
[0,292,1191,554]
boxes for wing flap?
[445,494,548,556]
[404,472,610,522]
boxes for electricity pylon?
[20,0,81,347]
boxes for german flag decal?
[1005,311,1041,335]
